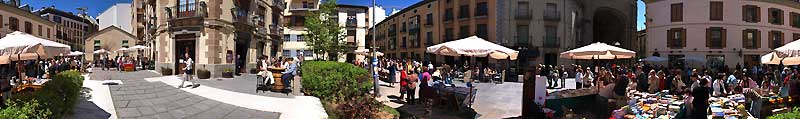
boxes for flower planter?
[222,71,234,78]
[197,70,211,79]
[160,67,173,76]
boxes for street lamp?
[371,0,379,96]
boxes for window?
[444,8,453,21]
[792,12,800,28]
[8,17,17,31]
[37,25,42,36]
[458,25,469,38]
[769,8,784,25]
[706,55,725,69]
[122,40,129,47]
[769,31,784,48]
[710,1,723,21]
[53,16,61,23]
[516,25,529,44]
[304,50,313,57]
[0,15,3,28]
[426,31,433,45]
[56,30,62,39]
[178,0,197,17]
[347,30,356,36]
[794,33,800,41]
[706,27,726,48]
[283,35,291,41]
[671,3,683,22]
[24,21,32,34]
[297,35,304,42]
[545,3,558,20]
[742,29,760,49]
[283,50,291,57]
[46,28,50,38]
[444,28,453,42]
[476,2,487,16]
[667,28,686,48]
[476,24,487,39]
[743,5,760,23]
[545,26,558,46]
[401,37,407,48]
[401,22,406,32]
[459,5,469,19]
[425,13,433,25]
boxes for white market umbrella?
[762,52,800,65]
[354,49,384,57]
[115,47,130,52]
[426,36,518,60]
[774,39,800,57]
[0,31,70,64]
[129,45,150,50]
[640,56,668,62]
[559,42,636,59]
[94,49,109,54]
[67,51,84,56]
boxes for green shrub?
[769,108,800,119]
[0,99,52,119]
[6,70,84,119]
[301,61,372,102]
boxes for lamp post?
[371,0,379,96]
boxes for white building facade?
[282,0,371,62]
[645,0,800,69]
[97,3,132,34]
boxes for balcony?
[270,0,285,10]
[544,10,560,21]
[269,24,283,36]
[166,4,204,29]
[289,3,318,11]
[515,10,532,19]
[543,36,559,48]
[346,18,357,27]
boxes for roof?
[85,25,136,41]
[373,0,435,27]
[33,7,97,25]
[0,3,54,26]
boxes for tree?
[305,0,346,61]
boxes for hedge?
[301,61,372,102]
[2,70,84,119]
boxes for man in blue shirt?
[282,58,298,89]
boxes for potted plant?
[196,65,211,79]
[160,67,173,76]
[222,68,234,78]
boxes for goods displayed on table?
[547,88,598,99]
[617,90,755,119]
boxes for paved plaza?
[93,70,281,119]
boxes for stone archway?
[592,8,628,47]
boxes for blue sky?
[22,0,646,30]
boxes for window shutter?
[706,28,712,48]
[742,30,749,48]
[667,29,674,48]
[780,32,785,46]
[721,28,727,48]
[769,31,774,48]
[756,30,761,49]
[756,6,761,22]
[742,6,748,22]
[681,28,687,47]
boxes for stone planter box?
[197,70,211,79]
[222,71,234,78]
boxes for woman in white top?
[259,56,275,85]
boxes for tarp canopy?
[0,31,70,64]
[426,36,518,60]
[640,56,667,62]
[559,42,636,59]
[774,39,800,57]
[762,52,800,65]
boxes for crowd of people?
[538,62,800,118]
[93,53,151,72]
[0,56,85,81]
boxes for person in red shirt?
[399,65,409,102]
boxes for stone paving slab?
[95,70,281,119]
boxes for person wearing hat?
[583,67,594,88]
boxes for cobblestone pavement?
[194,74,303,98]
[95,70,281,119]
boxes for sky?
[20,0,646,30]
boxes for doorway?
[235,32,252,75]
[174,38,196,75]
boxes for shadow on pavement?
[68,87,110,119]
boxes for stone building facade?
[133,0,284,77]
[369,0,637,75]
[645,0,800,68]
